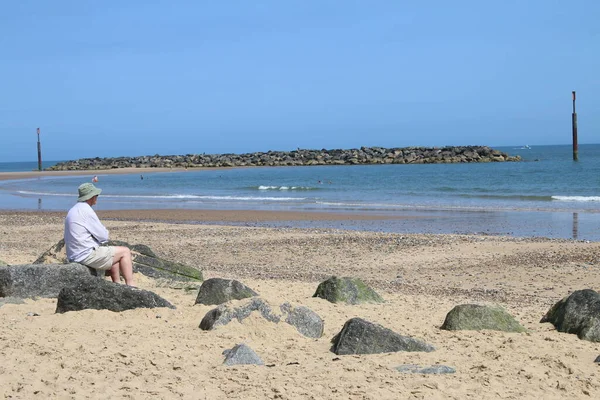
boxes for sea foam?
[552,196,600,202]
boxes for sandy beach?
[2,0,597,396]
[1,209,600,399]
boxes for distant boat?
[519,145,531,149]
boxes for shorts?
[81,246,116,271]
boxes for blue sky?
[1,0,598,162]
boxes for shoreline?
[0,166,220,182]
[0,207,596,242]
[0,208,415,222]
[1,168,598,241]
[1,207,594,242]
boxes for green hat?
[77,183,102,202]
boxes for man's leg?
[110,246,135,286]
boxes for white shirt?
[64,202,109,262]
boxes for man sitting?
[64,182,135,286]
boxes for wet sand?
[0,167,202,182]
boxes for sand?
[0,167,201,182]
[1,210,600,399]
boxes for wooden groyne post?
[572,91,578,161]
[37,127,42,171]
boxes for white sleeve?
[85,208,110,244]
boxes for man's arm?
[86,210,110,243]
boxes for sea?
[1,144,600,241]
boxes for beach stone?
[223,344,264,366]
[34,239,203,282]
[87,267,108,279]
[441,304,526,332]
[199,297,324,338]
[540,289,600,342]
[128,243,156,257]
[0,259,7,267]
[200,298,280,330]
[313,276,384,304]
[153,278,202,292]
[395,364,456,374]
[331,317,435,355]
[594,355,600,364]
[0,263,95,298]
[55,278,175,313]
[280,302,324,339]
[33,239,68,265]
[194,278,258,305]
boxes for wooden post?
[37,128,43,171]
[572,91,578,161]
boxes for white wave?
[258,185,312,190]
[17,191,70,197]
[552,196,600,202]
[317,201,395,208]
[16,191,305,202]
[116,194,305,201]
[182,195,305,201]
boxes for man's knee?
[113,246,132,261]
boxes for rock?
[331,317,435,355]
[441,304,526,332]
[223,344,264,366]
[199,297,324,338]
[194,278,258,305]
[313,276,384,304]
[0,259,7,267]
[0,297,25,307]
[55,278,175,313]
[200,298,279,330]
[594,355,600,364]
[0,263,95,298]
[87,268,107,279]
[540,289,600,342]
[153,278,201,291]
[395,364,456,374]
[280,302,324,339]
[46,146,521,171]
[34,239,203,282]
[129,243,156,257]
[33,240,67,265]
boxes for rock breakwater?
[46,145,520,171]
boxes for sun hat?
[77,182,102,202]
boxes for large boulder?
[0,263,95,298]
[199,297,324,339]
[313,276,384,304]
[194,278,258,305]
[56,278,175,313]
[441,304,526,333]
[34,239,203,282]
[540,289,600,342]
[331,317,435,355]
